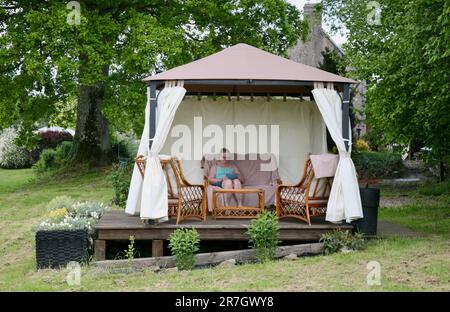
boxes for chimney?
[304,3,322,35]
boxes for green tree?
[0,0,307,166]
[321,0,450,179]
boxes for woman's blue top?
[215,166,237,180]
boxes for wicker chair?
[135,155,206,224]
[276,158,332,225]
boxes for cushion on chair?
[310,154,339,178]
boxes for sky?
[287,0,347,47]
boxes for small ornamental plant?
[169,228,200,270]
[246,211,280,263]
[320,230,365,255]
[48,207,69,221]
[125,236,136,261]
[355,139,370,151]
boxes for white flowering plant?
[36,198,109,245]
[68,201,108,220]
[36,198,109,250]
[0,127,30,169]
[36,215,97,234]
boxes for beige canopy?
[144,43,356,84]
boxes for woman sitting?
[208,148,244,206]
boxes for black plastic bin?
[352,187,380,236]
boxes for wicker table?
[212,188,265,219]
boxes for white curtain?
[311,88,363,223]
[125,86,186,221]
[125,88,153,216]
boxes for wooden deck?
[94,210,353,260]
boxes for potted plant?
[35,198,108,269]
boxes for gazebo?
[94,43,364,259]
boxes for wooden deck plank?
[95,210,352,241]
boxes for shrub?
[111,132,138,161]
[39,130,73,150]
[34,149,57,173]
[355,139,370,151]
[246,211,280,263]
[416,180,450,196]
[353,151,404,180]
[33,141,73,174]
[109,162,133,207]
[46,195,75,212]
[0,127,30,169]
[320,230,365,255]
[169,228,200,270]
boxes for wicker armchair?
[135,155,206,224]
[276,158,332,225]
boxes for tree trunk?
[439,161,445,182]
[72,83,112,166]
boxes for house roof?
[143,43,356,84]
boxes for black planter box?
[35,229,89,269]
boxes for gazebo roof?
[144,43,356,84]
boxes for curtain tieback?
[338,151,351,159]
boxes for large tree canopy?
[0,0,307,165]
[321,0,450,168]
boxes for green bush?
[246,211,280,263]
[320,230,365,255]
[111,132,138,161]
[108,162,133,207]
[33,141,73,174]
[416,180,450,196]
[355,139,370,151]
[169,228,200,270]
[353,151,404,179]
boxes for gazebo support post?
[342,83,350,152]
[149,82,157,149]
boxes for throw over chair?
[276,158,333,225]
[135,155,206,224]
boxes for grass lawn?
[0,168,448,291]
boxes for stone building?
[288,3,367,137]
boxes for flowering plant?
[37,198,109,239]
[48,207,69,221]
[68,201,107,220]
[36,215,96,234]
[0,127,30,169]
